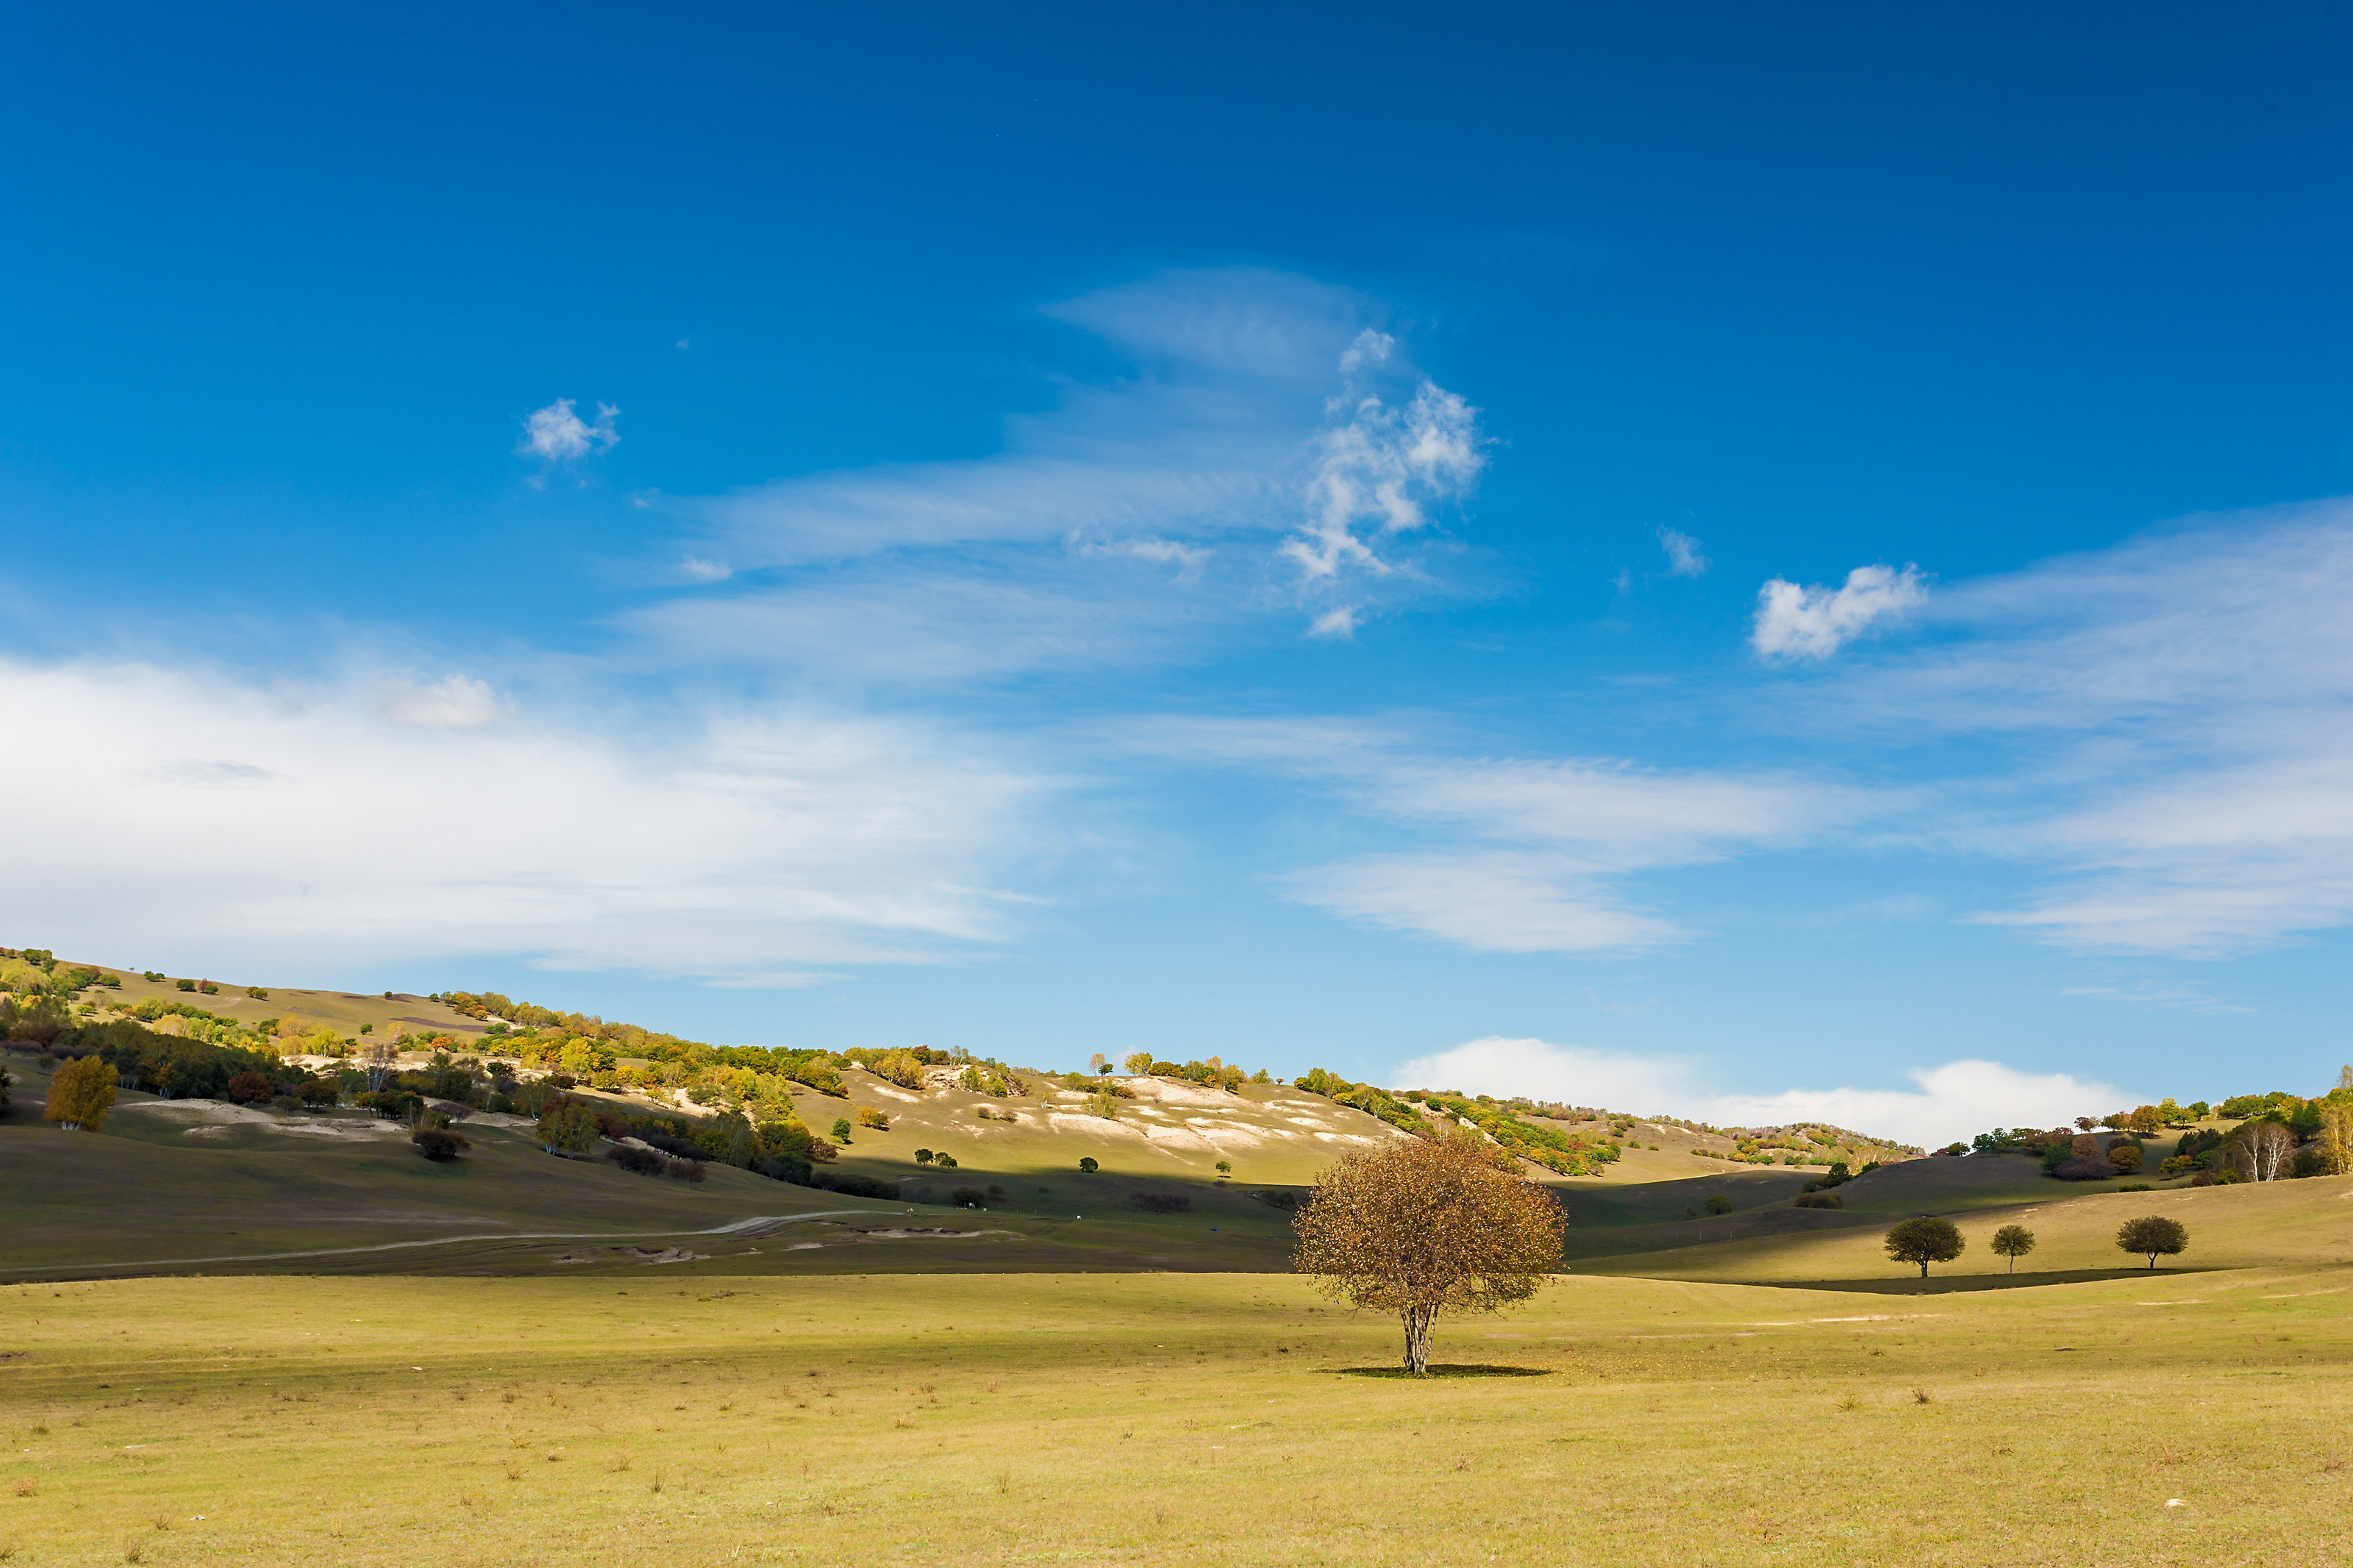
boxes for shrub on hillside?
[411,1128,468,1162]
[1130,1192,1191,1214]
[830,1117,853,1143]
[1704,1195,1732,1215]
[854,1106,890,1131]
[608,1145,667,1176]
[1792,1191,1844,1209]
[1253,1189,1297,1211]
[2052,1155,2116,1181]
[2108,1142,2143,1174]
[1077,1156,1098,1173]
[951,1186,986,1206]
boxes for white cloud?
[1752,563,1927,659]
[1138,717,1862,954]
[654,270,1485,679]
[378,673,508,728]
[1387,1035,2126,1148]
[1657,526,1709,578]
[0,656,1051,980]
[1306,606,1360,640]
[1290,853,1685,953]
[518,398,619,464]
[1825,503,2353,955]
[1282,381,1485,583]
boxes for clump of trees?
[1293,1129,1564,1376]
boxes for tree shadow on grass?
[1742,1267,2216,1295]
[1326,1364,1555,1379]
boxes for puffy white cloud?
[1386,1034,2125,1148]
[518,398,619,464]
[1752,563,1927,659]
[1282,381,1485,582]
[0,656,1051,981]
[1657,526,1709,578]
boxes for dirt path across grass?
[0,1211,904,1275]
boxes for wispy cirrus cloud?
[1132,716,1863,953]
[1812,502,2353,956]
[631,269,1488,679]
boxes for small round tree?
[2115,1214,2188,1270]
[1077,1156,1098,1173]
[1883,1215,1965,1278]
[1989,1223,2036,1274]
[1292,1131,1563,1376]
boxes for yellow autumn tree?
[45,1055,118,1132]
[1292,1129,1563,1375]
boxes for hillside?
[10,947,2343,1292]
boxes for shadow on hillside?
[1326,1364,1556,1379]
[1743,1267,2215,1295]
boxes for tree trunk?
[1918,1261,1928,1278]
[1401,1305,1435,1375]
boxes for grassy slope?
[45,962,488,1045]
[2,1264,2349,1565]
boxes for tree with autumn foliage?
[1291,1129,1563,1376]
[45,1055,118,1131]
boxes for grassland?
[4,1261,2352,1567]
[10,1001,2353,1563]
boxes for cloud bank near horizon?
[1387,1034,2129,1149]
[1,656,1054,984]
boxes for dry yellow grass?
[2,1263,2349,1565]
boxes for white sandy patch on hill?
[115,1100,404,1139]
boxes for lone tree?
[2116,1214,2189,1270]
[1292,1131,1563,1376]
[45,1055,118,1132]
[1883,1215,1965,1278]
[1989,1224,2036,1274]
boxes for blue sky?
[7,4,2353,1142]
